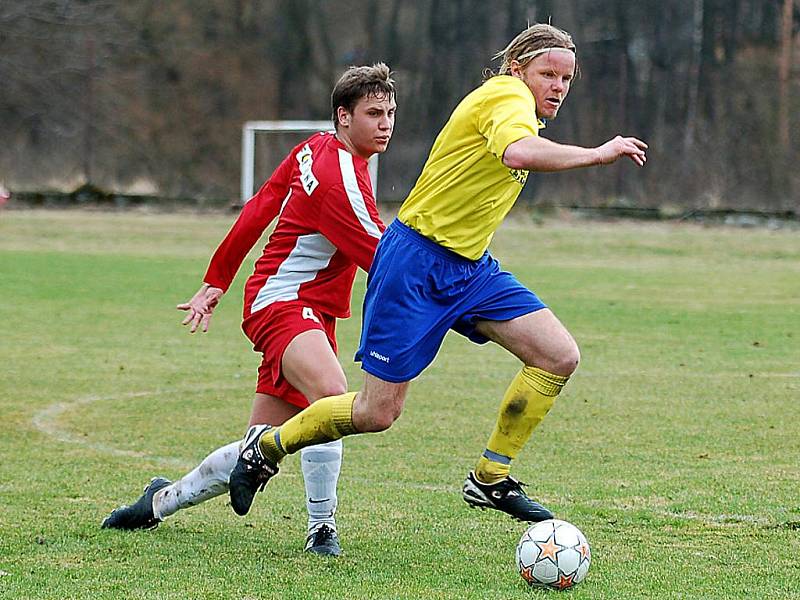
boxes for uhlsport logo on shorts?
[368,350,390,363]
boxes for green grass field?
[1,209,798,599]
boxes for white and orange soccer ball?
[515,519,591,590]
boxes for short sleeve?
[475,77,540,160]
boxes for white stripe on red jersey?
[203,132,385,320]
[338,149,382,240]
[250,233,336,313]
[278,188,292,215]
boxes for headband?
[515,46,575,62]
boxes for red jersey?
[203,132,385,319]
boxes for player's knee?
[358,399,402,432]
[305,373,348,402]
[530,341,580,377]
[308,377,348,402]
[552,343,580,377]
[368,405,401,432]
[354,381,407,433]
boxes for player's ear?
[336,106,351,128]
[509,59,522,78]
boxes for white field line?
[31,388,241,470]
[30,387,456,494]
[30,389,785,519]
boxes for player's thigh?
[248,392,302,427]
[352,372,410,432]
[282,329,348,403]
[358,221,467,382]
[474,309,580,376]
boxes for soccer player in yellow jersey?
[229,24,648,521]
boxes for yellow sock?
[475,366,568,484]
[259,392,358,463]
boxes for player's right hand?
[177,284,224,333]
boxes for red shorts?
[241,300,338,408]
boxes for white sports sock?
[301,439,342,532]
[152,441,239,519]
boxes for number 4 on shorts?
[302,307,320,324]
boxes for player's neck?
[335,132,371,161]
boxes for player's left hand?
[177,284,224,333]
[595,136,648,167]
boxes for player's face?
[338,93,396,159]
[512,51,575,119]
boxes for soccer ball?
[515,519,591,590]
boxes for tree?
[778,0,795,151]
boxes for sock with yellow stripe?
[259,392,358,464]
[475,366,568,484]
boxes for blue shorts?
[355,219,547,383]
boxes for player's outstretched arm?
[176,283,224,333]
[503,134,647,172]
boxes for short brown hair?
[331,63,395,129]
[492,24,577,77]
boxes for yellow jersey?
[398,75,543,260]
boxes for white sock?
[152,441,239,519]
[301,439,342,532]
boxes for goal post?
[241,120,379,203]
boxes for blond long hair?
[491,24,577,77]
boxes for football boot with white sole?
[229,424,279,516]
[304,524,342,557]
[101,477,171,530]
[462,471,553,522]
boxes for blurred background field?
[0,210,798,599]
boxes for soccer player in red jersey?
[102,64,396,556]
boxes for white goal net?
[240,120,379,204]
